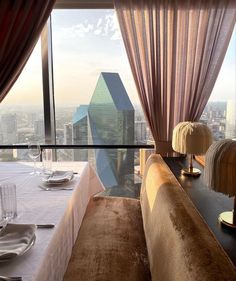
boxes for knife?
[0,223,55,230]
[36,224,55,229]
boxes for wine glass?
[28,144,41,175]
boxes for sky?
[2,9,236,107]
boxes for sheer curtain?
[114,0,236,154]
[0,0,55,102]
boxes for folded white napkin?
[0,223,36,260]
[43,170,74,184]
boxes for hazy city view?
[0,99,234,148]
[0,9,235,196]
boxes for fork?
[38,184,73,191]
[0,276,22,281]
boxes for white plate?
[42,171,74,185]
[0,234,36,262]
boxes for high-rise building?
[72,105,88,161]
[88,72,134,188]
[34,119,44,140]
[72,72,135,189]
[64,123,72,144]
[1,113,17,144]
[135,120,147,144]
[225,100,236,139]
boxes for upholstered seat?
[63,196,151,281]
[64,154,236,281]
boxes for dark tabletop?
[164,156,236,265]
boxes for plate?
[0,234,36,262]
[0,224,36,262]
[42,171,74,185]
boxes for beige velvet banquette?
[63,154,236,281]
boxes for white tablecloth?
[0,162,104,281]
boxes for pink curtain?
[114,0,236,154]
[0,0,55,102]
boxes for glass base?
[181,167,201,177]
[219,211,236,228]
[30,170,41,176]
[2,211,17,220]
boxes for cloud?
[61,11,121,41]
[94,28,102,35]
[102,13,121,40]
[111,30,122,41]
[62,23,94,38]
[96,18,103,28]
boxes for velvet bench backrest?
[140,154,236,281]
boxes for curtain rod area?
[54,0,114,9]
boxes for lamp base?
[219,211,236,228]
[181,167,201,177]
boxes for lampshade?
[172,122,212,176]
[204,139,236,197]
[204,139,236,227]
[172,122,213,155]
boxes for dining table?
[0,161,105,281]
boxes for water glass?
[0,183,17,220]
[42,149,53,175]
[28,144,41,175]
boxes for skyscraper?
[72,105,88,161]
[1,113,17,144]
[34,119,44,141]
[88,72,134,188]
[225,100,236,139]
[73,72,135,189]
[64,123,72,145]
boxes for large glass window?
[1,8,234,193]
[51,9,149,152]
[200,27,236,141]
[51,9,151,190]
[0,40,44,161]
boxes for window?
[51,9,149,190]
[1,6,234,193]
[51,9,149,152]
[0,40,44,161]
[200,27,236,141]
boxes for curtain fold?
[114,0,236,154]
[0,0,55,102]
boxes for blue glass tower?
[73,72,135,189]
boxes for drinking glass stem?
[34,159,36,174]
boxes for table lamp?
[172,122,213,176]
[204,139,236,228]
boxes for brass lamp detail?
[172,122,213,176]
[204,139,236,228]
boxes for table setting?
[0,151,105,281]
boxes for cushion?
[63,196,150,281]
[141,154,236,281]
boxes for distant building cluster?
[200,101,236,141]
[0,74,235,191]
[0,112,44,145]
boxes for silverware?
[0,223,55,231]
[38,185,73,191]
[0,276,22,281]
[36,224,55,229]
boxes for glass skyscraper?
[73,72,135,190]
